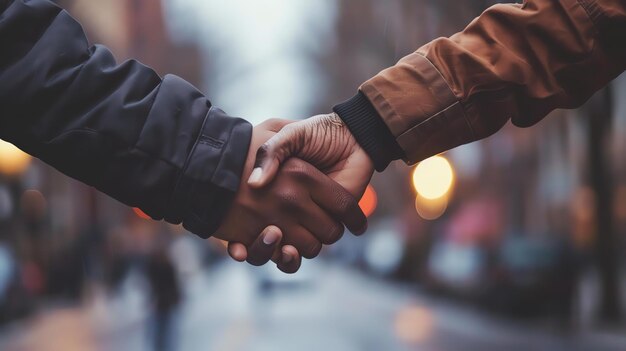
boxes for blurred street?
[2,261,626,351]
[2,0,626,350]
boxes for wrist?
[333,91,404,171]
[325,112,375,170]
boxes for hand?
[227,225,302,274]
[227,113,375,271]
[248,113,374,198]
[216,119,367,273]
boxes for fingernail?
[263,229,280,245]
[282,249,293,263]
[248,167,263,185]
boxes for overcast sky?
[164,0,336,125]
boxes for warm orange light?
[394,305,434,344]
[359,184,378,217]
[415,194,449,220]
[412,156,454,199]
[133,207,151,220]
[0,140,31,176]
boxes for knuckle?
[255,143,270,159]
[276,187,302,207]
[282,160,311,181]
[277,188,306,212]
[283,158,307,170]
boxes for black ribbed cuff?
[333,91,404,171]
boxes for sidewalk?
[1,261,626,351]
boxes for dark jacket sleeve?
[0,0,252,238]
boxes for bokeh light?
[412,156,454,200]
[133,207,151,220]
[0,140,32,176]
[364,229,404,275]
[359,184,378,218]
[394,305,434,344]
[415,194,449,220]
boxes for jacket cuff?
[360,53,477,164]
[167,107,252,238]
[333,91,404,171]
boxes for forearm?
[336,0,626,166]
[0,0,251,237]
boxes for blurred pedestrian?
[146,247,181,351]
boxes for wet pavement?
[2,261,626,351]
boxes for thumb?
[247,131,292,188]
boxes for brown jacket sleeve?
[336,0,626,167]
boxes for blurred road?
[2,261,626,351]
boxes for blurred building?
[317,0,625,325]
[57,0,203,87]
[0,0,206,326]
[1,1,626,349]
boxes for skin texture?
[228,225,302,274]
[228,114,375,272]
[250,113,374,197]
[217,119,367,273]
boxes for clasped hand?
[212,115,375,273]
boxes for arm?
[0,1,366,273]
[249,0,626,193]
[336,0,626,167]
[0,0,250,237]
[242,0,626,261]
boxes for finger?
[227,242,248,262]
[306,167,368,235]
[258,118,293,132]
[248,128,296,188]
[247,145,283,188]
[298,204,345,245]
[276,245,302,274]
[246,225,283,266]
[281,225,322,260]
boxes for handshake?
[214,113,375,274]
[8,0,619,277]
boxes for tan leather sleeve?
[361,0,626,164]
